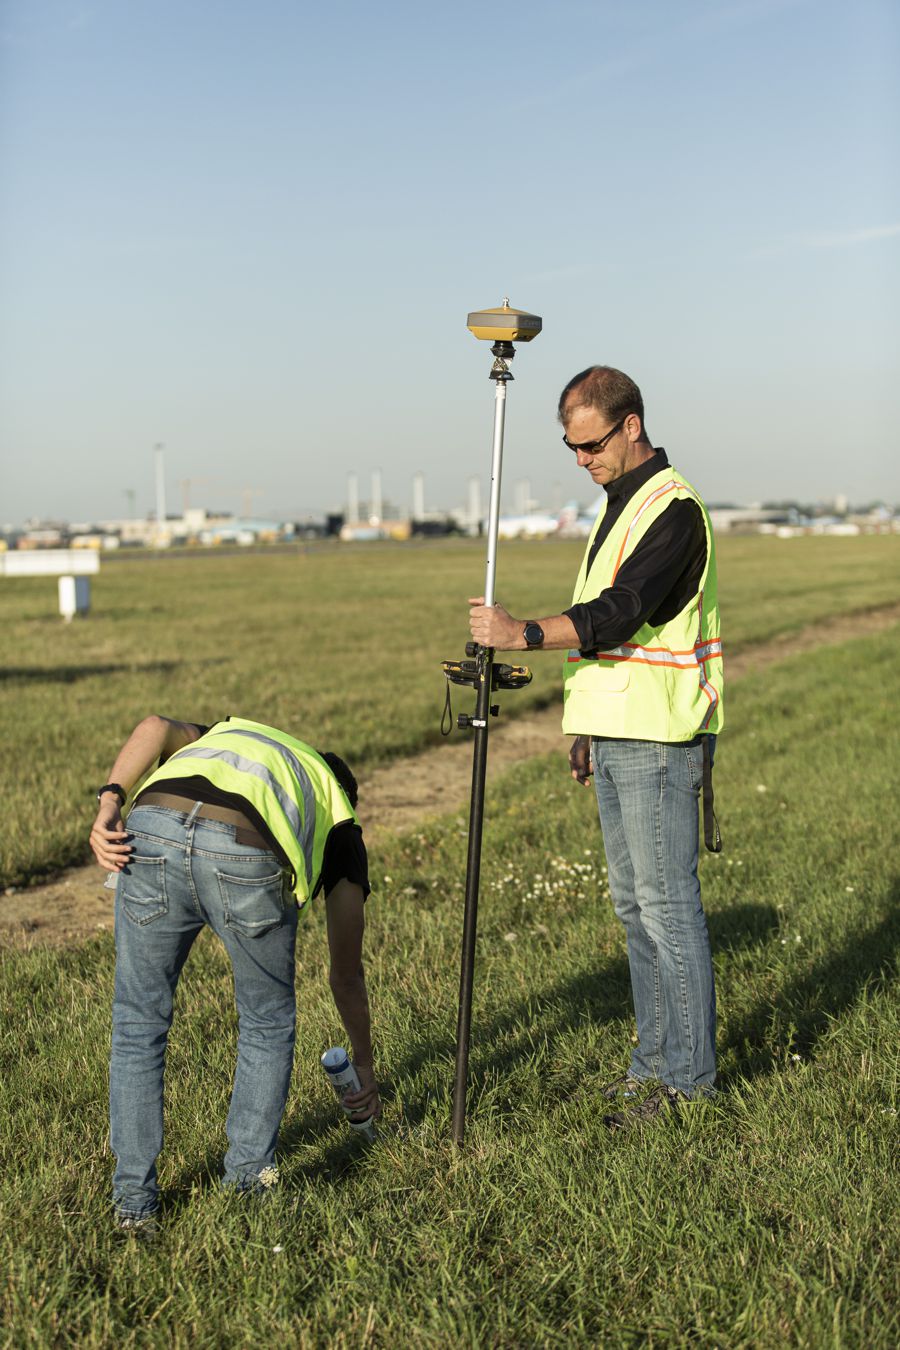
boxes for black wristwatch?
[522,621,545,649]
[96,782,126,805]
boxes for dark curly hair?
[318,751,359,810]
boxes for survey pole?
[447,301,542,1146]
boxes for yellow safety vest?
[562,466,724,741]
[138,717,357,908]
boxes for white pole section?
[482,381,508,607]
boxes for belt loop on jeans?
[702,738,722,853]
[184,801,203,828]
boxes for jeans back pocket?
[216,865,286,938]
[120,856,168,926]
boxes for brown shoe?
[603,1083,681,1131]
[114,1213,160,1242]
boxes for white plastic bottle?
[321,1047,377,1141]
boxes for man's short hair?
[319,751,359,810]
[558,365,645,428]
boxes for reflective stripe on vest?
[566,638,723,667]
[174,732,317,883]
[694,586,721,730]
[612,480,681,579]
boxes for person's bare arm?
[89,716,204,870]
[325,879,380,1119]
[467,597,580,651]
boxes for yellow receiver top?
[467,299,542,342]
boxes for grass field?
[1,532,899,887]
[1,591,898,1345]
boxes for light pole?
[154,443,166,545]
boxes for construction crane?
[180,477,220,514]
[179,478,264,520]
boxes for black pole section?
[450,643,494,1145]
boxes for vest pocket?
[584,660,631,692]
[121,856,168,926]
[216,865,286,938]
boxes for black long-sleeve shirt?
[563,449,707,654]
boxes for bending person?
[89,714,379,1233]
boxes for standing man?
[468,366,724,1128]
[90,714,379,1234]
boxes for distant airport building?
[339,519,411,542]
[496,511,561,539]
[708,507,794,532]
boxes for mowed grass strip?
[1,625,897,1347]
[1,533,898,888]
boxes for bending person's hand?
[89,800,132,870]
[343,1063,382,1121]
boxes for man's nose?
[576,448,595,468]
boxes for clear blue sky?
[1,0,898,525]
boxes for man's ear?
[624,412,644,442]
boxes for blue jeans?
[110,804,297,1219]
[592,736,716,1096]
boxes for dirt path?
[4,601,899,948]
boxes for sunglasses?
[562,418,626,455]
